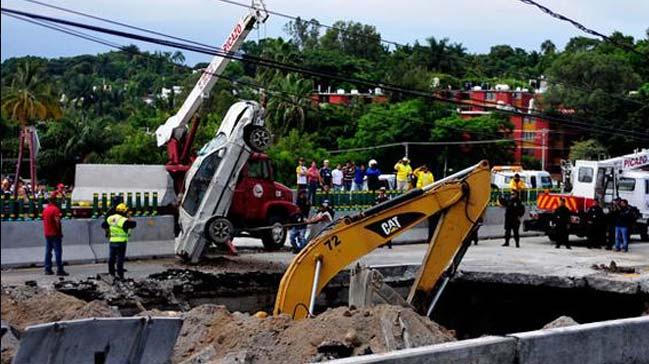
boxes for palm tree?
[265,73,313,136]
[1,61,62,196]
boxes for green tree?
[265,73,314,136]
[568,139,608,161]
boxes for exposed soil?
[171,304,455,364]
[0,284,119,331]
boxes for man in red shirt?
[42,195,68,276]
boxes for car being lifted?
[176,101,298,262]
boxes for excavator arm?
[274,160,491,319]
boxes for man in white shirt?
[332,164,344,191]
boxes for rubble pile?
[1,284,119,331]
[542,315,579,329]
[171,304,455,364]
[591,260,636,274]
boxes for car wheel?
[205,217,234,244]
[245,125,271,152]
[262,215,287,250]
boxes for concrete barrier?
[90,215,175,261]
[513,316,649,364]
[328,316,649,364]
[0,219,95,267]
[1,216,175,268]
[13,317,182,364]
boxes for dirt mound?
[172,304,455,363]
[542,315,579,329]
[1,285,120,331]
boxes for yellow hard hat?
[115,203,129,214]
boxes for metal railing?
[309,187,561,211]
[1,191,159,221]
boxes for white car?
[175,101,272,262]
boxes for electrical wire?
[516,0,646,57]
[24,0,646,110]
[3,6,648,142]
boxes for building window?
[578,167,594,183]
[522,132,535,140]
[485,92,496,101]
[514,92,522,100]
[523,116,535,125]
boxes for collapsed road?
[2,236,648,363]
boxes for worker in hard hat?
[394,157,413,191]
[101,203,137,279]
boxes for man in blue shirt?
[353,163,366,191]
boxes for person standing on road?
[296,158,307,192]
[102,203,137,279]
[614,199,633,252]
[415,165,435,189]
[553,198,572,249]
[306,160,321,205]
[501,191,525,248]
[509,173,527,201]
[42,194,69,276]
[342,161,355,191]
[586,200,606,249]
[319,160,333,193]
[289,190,310,253]
[353,163,366,191]
[394,157,413,192]
[366,160,382,192]
[332,164,344,191]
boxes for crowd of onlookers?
[295,156,436,206]
[1,176,71,202]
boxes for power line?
[210,0,402,48]
[3,6,648,141]
[516,0,645,57]
[24,0,646,112]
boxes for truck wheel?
[244,125,271,152]
[205,217,234,244]
[262,215,287,251]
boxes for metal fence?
[312,187,561,211]
[0,191,159,221]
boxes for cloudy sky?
[2,0,647,65]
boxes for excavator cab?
[273,161,492,319]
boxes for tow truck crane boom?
[274,160,491,319]
[154,1,268,190]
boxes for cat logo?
[381,216,402,235]
[365,212,424,238]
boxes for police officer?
[585,200,605,249]
[102,203,137,279]
[553,198,571,249]
[502,191,525,248]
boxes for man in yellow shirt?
[508,173,527,193]
[416,165,435,189]
[394,157,413,191]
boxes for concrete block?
[326,336,517,364]
[513,316,649,364]
[72,163,177,206]
[1,219,95,267]
[89,215,175,261]
[13,317,182,364]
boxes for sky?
[1,0,648,66]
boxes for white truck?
[525,149,649,241]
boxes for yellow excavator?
[273,160,491,319]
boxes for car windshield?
[197,133,227,156]
[182,149,224,216]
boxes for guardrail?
[0,191,159,221]
[311,187,561,210]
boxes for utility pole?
[541,128,548,171]
[404,143,409,158]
